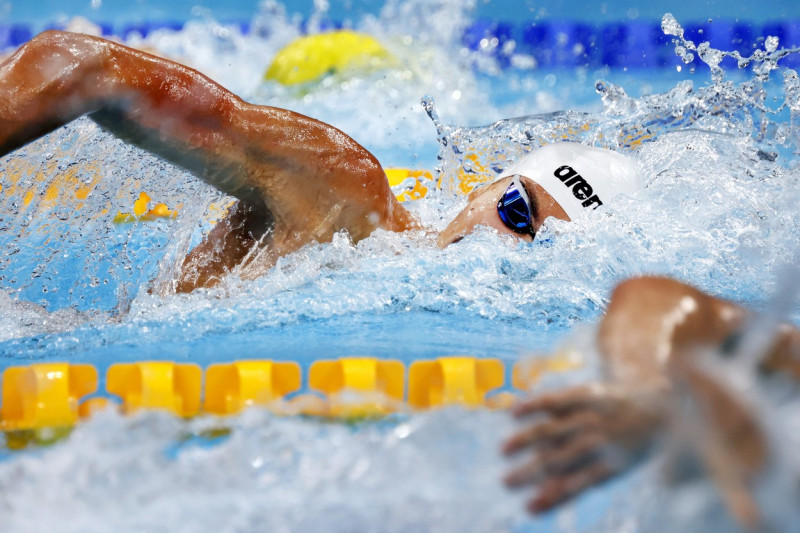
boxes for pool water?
[1,1,800,531]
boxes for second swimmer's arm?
[596,277,796,528]
[505,276,799,525]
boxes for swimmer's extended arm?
[504,276,800,526]
[0,31,257,197]
[0,31,416,290]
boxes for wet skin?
[0,31,418,292]
[4,32,799,528]
[503,276,800,528]
[437,176,570,247]
[0,30,563,293]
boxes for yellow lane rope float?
[265,30,396,85]
[0,354,582,445]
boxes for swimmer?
[503,276,800,528]
[0,31,640,292]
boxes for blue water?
[1,1,800,531]
[5,0,800,27]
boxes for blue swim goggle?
[497,175,536,238]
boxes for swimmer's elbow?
[24,30,105,60]
[599,276,699,374]
[606,276,693,314]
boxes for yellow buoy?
[203,360,301,416]
[407,357,505,409]
[265,30,394,85]
[308,357,405,418]
[0,363,98,431]
[106,362,202,417]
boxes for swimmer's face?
[437,176,570,247]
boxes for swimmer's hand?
[503,367,767,529]
[502,383,665,513]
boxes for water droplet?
[765,35,779,53]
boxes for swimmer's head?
[437,175,568,246]
[438,142,642,247]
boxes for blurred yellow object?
[454,153,493,195]
[203,360,301,415]
[385,168,436,202]
[1,363,97,430]
[287,393,331,417]
[265,30,394,85]
[1,157,104,215]
[408,357,504,409]
[113,192,178,223]
[106,362,202,416]
[512,351,583,390]
[148,202,173,217]
[78,397,111,419]
[133,191,151,216]
[485,391,517,410]
[309,357,405,417]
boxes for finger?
[504,430,605,488]
[527,461,615,514]
[511,386,598,418]
[503,411,602,456]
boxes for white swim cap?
[496,143,642,220]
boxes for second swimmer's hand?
[502,383,666,513]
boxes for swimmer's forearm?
[0,31,135,155]
[0,31,253,196]
[0,31,413,240]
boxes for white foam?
[1,6,800,531]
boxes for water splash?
[662,13,800,85]
[2,7,800,531]
[0,408,527,533]
[421,94,448,140]
[430,14,800,200]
